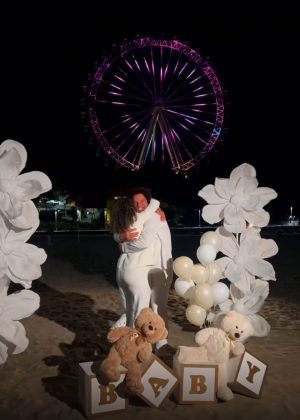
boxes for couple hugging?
[111,187,173,350]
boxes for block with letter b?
[230,351,268,398]
[181,364,218,403]
[78,361,128,417]
[173,358,218,403]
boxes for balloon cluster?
[173,231,229,327]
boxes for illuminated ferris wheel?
[88,37,224,172]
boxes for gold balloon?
[191,283,213,310]
[191,263,208,284]
[200,230,222,252]
[173,256,193,280]
[207,262,222,284]
[185,304,207,327]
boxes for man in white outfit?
[114,188,173,350]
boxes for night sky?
[0,5,299,222]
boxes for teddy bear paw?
[217,385,234,401]
[232,342,245,356]
[102,367,120,382]
[126,378,144,395]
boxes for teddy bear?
[176,310,270,401]
[100,307,168,395]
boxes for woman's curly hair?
[111,197,137,233]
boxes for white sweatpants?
[116,254,172,329]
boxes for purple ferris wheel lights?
[88,36,224,172]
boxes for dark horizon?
[0,6,298,221]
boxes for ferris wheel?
[88,37,224,172]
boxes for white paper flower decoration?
[198,163,277,233]
[0,215,47,288]
[216,227,278,292]
[0,139,52,229]
[0,290,40,364]
[219,279,269,314]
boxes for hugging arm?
[122,214,161,253]
[131,198,160,231]
[114,198,160,244]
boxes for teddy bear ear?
[139,308,153,316]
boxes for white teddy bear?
[176,310,270,401]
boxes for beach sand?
[0,231,299,419]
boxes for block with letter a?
[138,355,178,408]
[230,351,268,398]
[78,361,128,417]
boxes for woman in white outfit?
[110,194,160,328]
[111,188,173,351]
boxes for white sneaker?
[110,313,127,329]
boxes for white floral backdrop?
[0,140,51,364]
[173,163,278,333]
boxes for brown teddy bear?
[100,308,168,395]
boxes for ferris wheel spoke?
[165,81,211,102]
[123,51,162,100]
[161,123,187,168]
[101,72,154,103]
[163,67,200,100]
[121,59,157,99]
[102,109,152,143]
[109,63,155,101]
[170,103,218,115]
[108,75,154,101]
[159,111,197,164]
[135,109,160,166]
[162,55,185,96]
[162,110,211,145]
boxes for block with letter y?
[229,350,268,398]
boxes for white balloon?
[174,278,195,298]
[212,282,230,305]
[196,244,217,265]
[173,256,194,280]
[185,304,207,327]
[200,231,222,251]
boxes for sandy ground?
[0,229,299,420]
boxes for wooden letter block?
[231,351,268,398]
[173,348,242,400]
[138,355,178,408]
[78,361,128,417]
[176,363,218,403]
[173,355,219,403]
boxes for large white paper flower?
[198,163,277,233]
[0,139,52,229]
[0,216,47,288]
[219,279,269,314]
[216,227,278,292]
[0,289,40,364]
